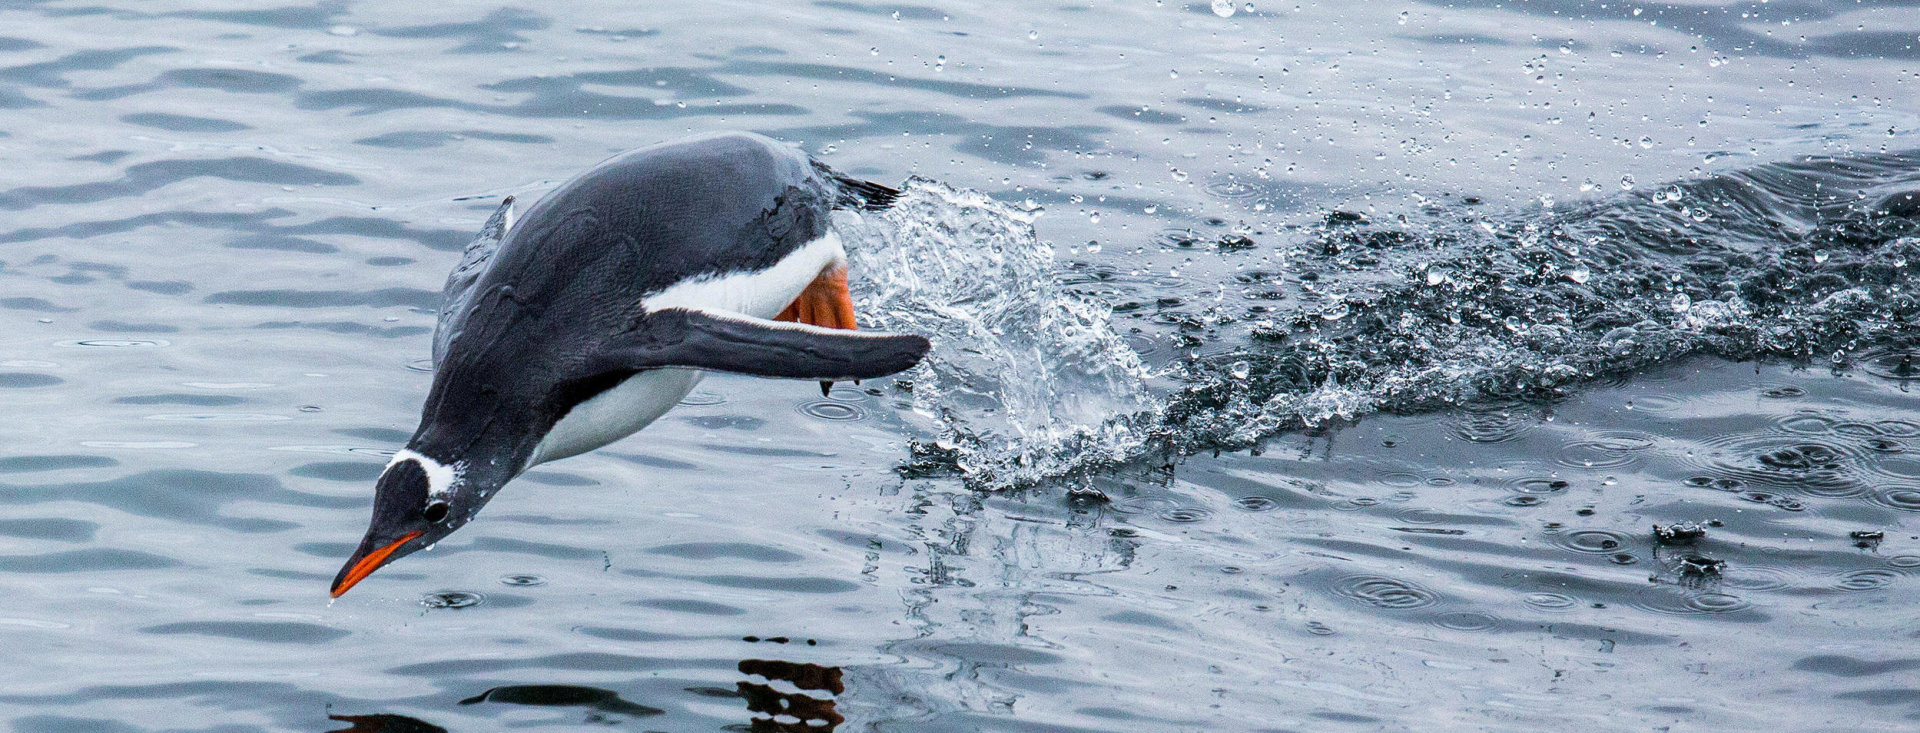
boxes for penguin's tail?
[815,161,901,211]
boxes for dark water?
[4,1,1919,730]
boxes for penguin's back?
[418,133,843,451]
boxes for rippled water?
[5,1,1920,730]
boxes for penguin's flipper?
[592,308,929,382]
[435,196,516,368]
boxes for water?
[3,1,1919,730]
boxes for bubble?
[1332,575,1438,609]
[422,591,484,609]
[1211,0,1236,17]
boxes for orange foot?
[776,266,858,396]
[776,266,857,331]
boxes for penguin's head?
[331,449,493,597]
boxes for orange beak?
[330,530,423,598]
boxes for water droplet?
[1814,249,1831,263]
[1567,267,1592,284]
[1211,0,1236,17]
[1671,293,1691,312]
[1169,168,1189,182]
[1620,174,1636,190]
[1169,69,1180,79]
[1230,360,1251,379]
[1027,30,1039,40]
[1639,136,1654,148]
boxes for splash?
[838,152,1920,488]
[1161,150,1920,453]
[836,180,1157,488]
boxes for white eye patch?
[387,449,459,499]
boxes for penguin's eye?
[423,501,450,523]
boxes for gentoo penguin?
[330,132,929,597]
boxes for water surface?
[2,1,1918,730]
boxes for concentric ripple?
[1444,403,1540,444]
[1331,574,1439,610]
[421,591,485,609]
[1834,569,1898,591]
[1679,432,1871,498]
[1431,611,1497,631]
[1233,496,1279,512]
[799,400,865,422]
[1552,431,1656,470]
[678,390,726,406]
[1551,529,1630,554]
[1521,592,1579,612]
[1868,486,1920,511]
[1629,586,1754,616]
[1859,349,1920,381]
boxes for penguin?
[330,132,929,597]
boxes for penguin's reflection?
[459,684,665,724]
[328,656,846,732]
[325,713,446,733]
[738,658,845,732]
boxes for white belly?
[527,368,704,468]
[524,232,846,469]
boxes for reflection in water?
[738,658,845,731]
[325,713,446,733]
[458,684,664,723]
